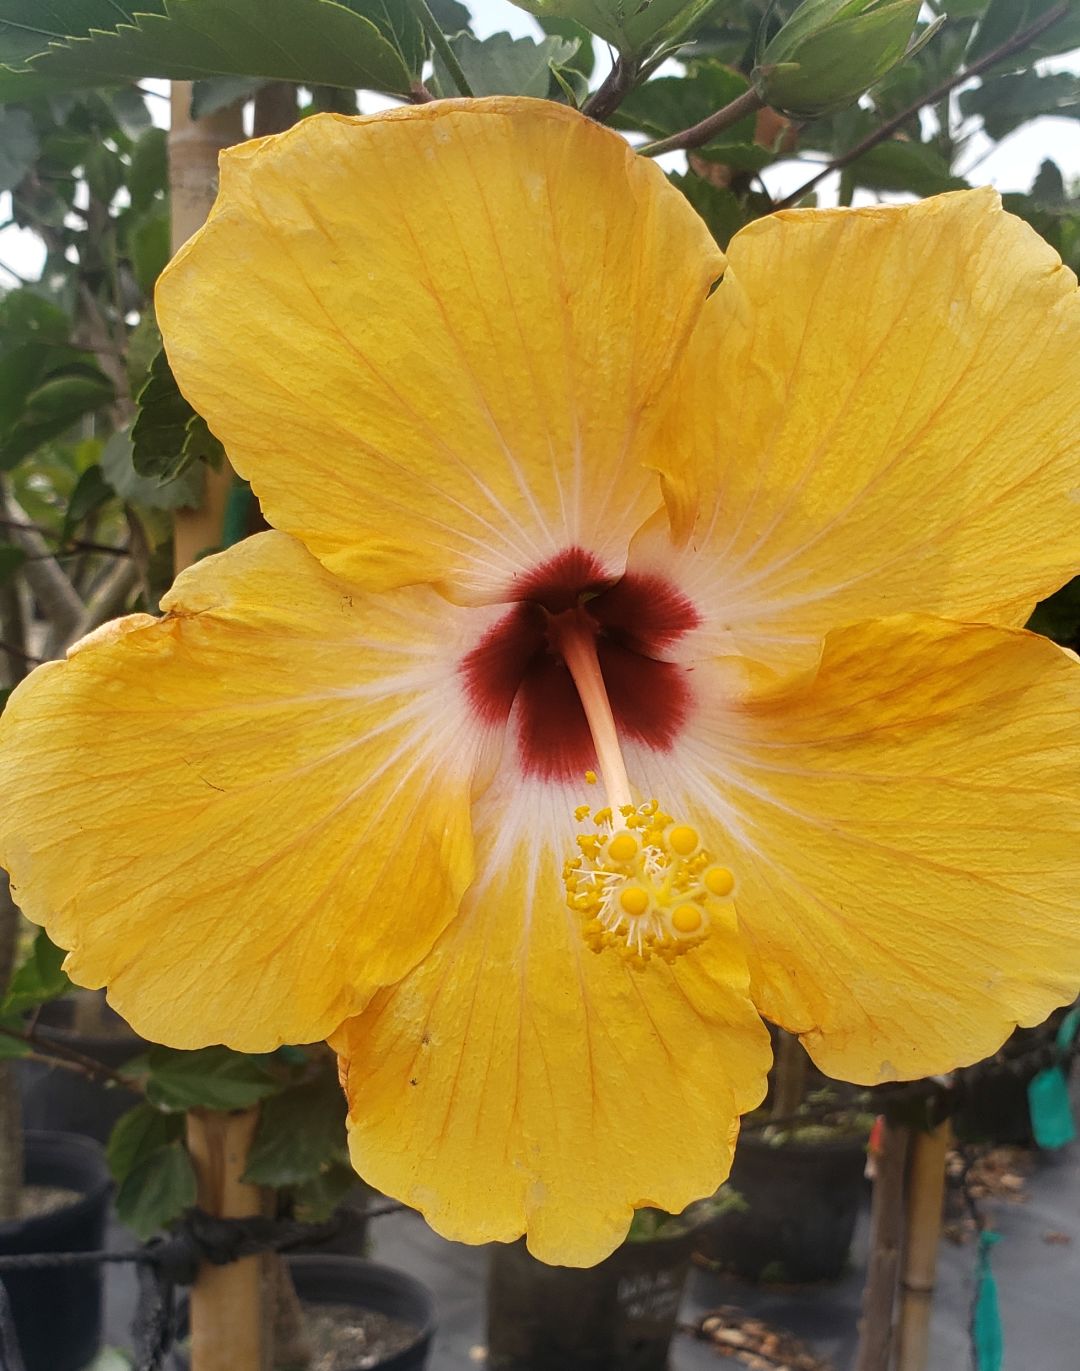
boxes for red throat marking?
[461,547,700,781]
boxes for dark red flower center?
[461,547,700,781]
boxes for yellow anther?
[704,866,735,898]
[585,770,598,785]
[667,825,699,857]
[672,904,703,934]
[574,804,591,821]
[565,799,734,964]
[619,886,650,918]
[607,830,639,863]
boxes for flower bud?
[753,0,936,118]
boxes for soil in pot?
[0,1131,112,1371]
[487,1223,699,1371]
[17,994,146,1143]
[173,1254,435,1371]
[697,1130,868,1283]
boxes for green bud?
[753,0,939,118]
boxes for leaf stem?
[408,0,474,98]
[773,1,1070,210]
[583,56,639,122]
[640,86,765,157]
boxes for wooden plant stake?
[168,81,264,1371]
[895,1121,952,1371]
[854,1120,912,1371]
[186,1108,266,1371]
[168,82,241,576]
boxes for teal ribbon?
[972,1230,1003,1371]
[1027,1006,1080,1150]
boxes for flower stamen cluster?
[564,798,735,966]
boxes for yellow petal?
[0,532,481,1050]
[157,99,723,602]
[649,189,1080,668]
[632,615,1080,1084]
[331,771,770,1266]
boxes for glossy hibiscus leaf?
[433,31,578,98]
[960,71,1080,141]
[0,929,70,1016]
[843,140,967,196]
[0,0,412,100]
[510,0,719,56]
[106,1101,185,1184]
[0,1,167,67]
[144,1045,280,1112]
[967,0,1080,62]
[115,1139,197,1238]
[243,1072,347,1187]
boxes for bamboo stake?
[771,1030,810,1121]
[186,1109,266,1371]
[168,83,264,1371]
[854,1121,913,1371]
[168,82,241,576]
[895,1121,952,1371]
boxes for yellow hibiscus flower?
[2,97,1080,1266]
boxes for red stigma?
[461,547,699,781]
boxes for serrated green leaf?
[960,70,1080,141]
[115,1139,197,1239]
[845,139,966,196]
[427,0,472,32]
[101,426,203,510]
[243,1073,346,1187]
[434,30,577,98]
[107,1101,185,1184]
[0,2,167,67]
[62,461,113,540]
[0,543,26,584]
[967,0,1080,63]
[189,74,266,118]
[0,107,38,192]
[668,172,752,247]
[131,346,197,480]
[510,0,718,56]
[0,0,413,101]
[145,1045,280,1112]
[1,929,70,1016]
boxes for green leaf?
[107,1101,186,1183]
[189,74,267,118]
[22,367,114,423]
[127,127,167,214]
[845,139,967,196]
[0,107,38,192]
[1028,575,1080,647]
[100,426,203,510]
[960,71,1080,141]
[668,172,755,247]
[0,543,26,584]
[243,1073,346,1187]
[61,461,113,539]
[115,1139,197,1239]
[967,0,1080,62]
[0,0,413,100]
[129,208,170,293]
[292,1159,361,1223]
[1,930,70,1016]
[0,2,166,67]
[131,347,207,482]
[1031,157,1067,205]
[433,31,578,98]
[145,1045,280,1112]
[427,0,472,33]
[510,0,719,56]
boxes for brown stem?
[583,57,640,123]
[641,86,765,157]
[0,1022,145,1094]
[770,1029,809,1121]
[774,2,1070,210]
[252,83,298,138]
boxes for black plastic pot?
[696,1132,867,1282]
[487,1230,696,1371]
[17,997,145,1143]
[172,1254,435,1371]
[0,1131,112,1371]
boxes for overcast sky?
[0,0,1077,286]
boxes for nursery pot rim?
[0,1129,113,1237]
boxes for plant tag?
[1027,1065,1076,1149]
